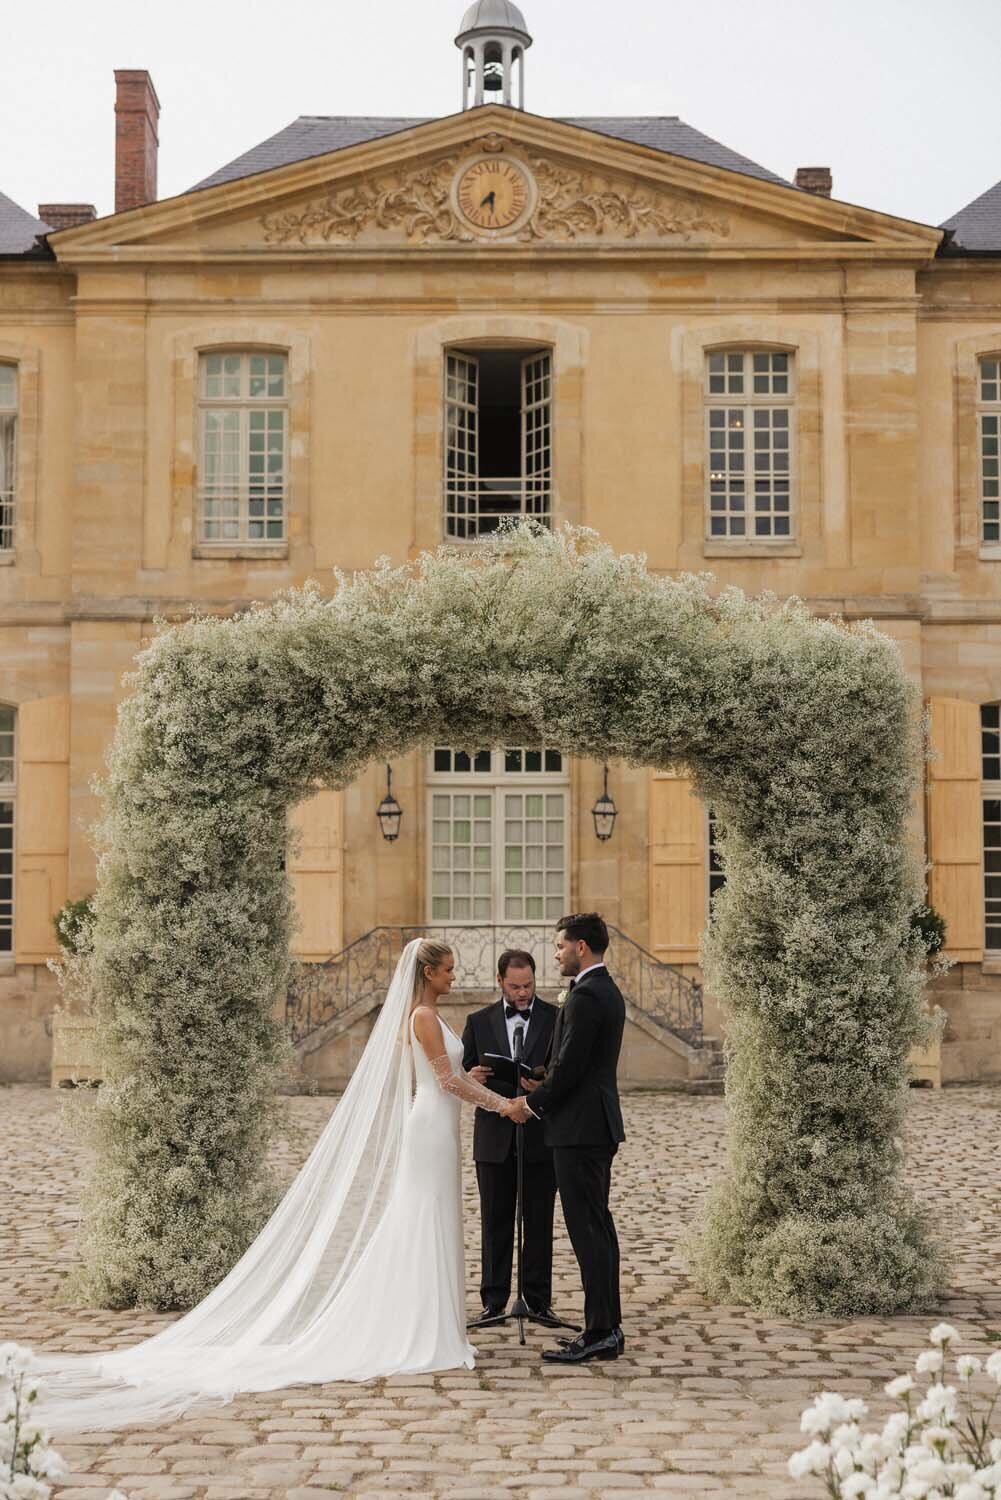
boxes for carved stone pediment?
[259,137,731,248]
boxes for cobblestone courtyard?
[3,1083,1001,1500]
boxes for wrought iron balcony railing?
[444,475,551,540]
[286,922,703,1049]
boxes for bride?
[31,937,516,1432]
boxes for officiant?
[462,950,560,1325]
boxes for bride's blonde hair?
[411,939,453,1009]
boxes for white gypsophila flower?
[916,1383,958,1423]
[904,1453,949,1485]
[4,1475,51,1500]
[27,1446,67,1480]
[788,1440,833,1479]
[954,1485,991,1500]
[0,1344,32,1375]
[990,1438,1001,1462]
[956,1355,983,1380]
[831,1422,863,1451]
[916,1350,944,1374]
[985,1351,1001,1384]
[105,1492,131,1500]
[930,1324,960,1348]
[842,1473,875,1497]
[887,1374,916,1399]
[919,1425,954,1452]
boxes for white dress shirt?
[504,1001,535,1056]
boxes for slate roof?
[191,114,790,193]
[0,190,52,257]
[941,178,1001,255]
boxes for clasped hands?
[468,1064,541,1123]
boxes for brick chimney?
[114,69,160,214]
[795,166,833,198]
[37,203,97,231]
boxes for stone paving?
[3,1081,1001,1500]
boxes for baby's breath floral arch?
[77,526,944,1317]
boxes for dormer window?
[444,347,552,540]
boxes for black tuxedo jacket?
[461,998,558,1165]
[528,966,626,1149]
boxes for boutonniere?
[556,988,570,1008]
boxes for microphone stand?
[468,1019,580,1346]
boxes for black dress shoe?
[468,1303,508,1327]
[525,1304,563,1328]
[542,1331,620,1364]
[557,1326,625,1352]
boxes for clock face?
[455,158,532,233]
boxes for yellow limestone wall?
[1,111,1000,1081]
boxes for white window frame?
[0,364,17,554]
[426,747,569,926]
[704,348,795,542]
[978,357,1001,546]
[197,351,288,546]
[0,705,15,960]
[442,347,553,540]
[982,703,1001,954]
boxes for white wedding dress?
[31,941,508,1433]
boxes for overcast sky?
[3,0,1000,228]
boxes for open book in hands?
[480,1053,544,1089]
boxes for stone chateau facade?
[2,2,1001,1085]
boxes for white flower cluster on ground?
[1,1344,127,1500]
[790,1324,1001,1497]
[68,524,944,1315]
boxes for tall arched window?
[0,364,16,553]
[705,349,794,541]
[983,702,1001,952]
[0,706,14,955]
[197,351,288,545]
[979,357,1001,544]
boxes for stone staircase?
[286,924,722,1093]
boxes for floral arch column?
[74,527,943,1316]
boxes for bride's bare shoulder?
[411,1006,444,1041]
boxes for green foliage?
[76,523,947,1313]
[53,894,95,955]
[911,901,947,957]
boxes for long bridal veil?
[31,938,424,1433]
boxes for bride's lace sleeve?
[430,1054,510,1113]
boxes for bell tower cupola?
[455,1,533,110]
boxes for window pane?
[0,365,16,409]
[986,796,1001,949]
[0,800,12,953]
[0,412,15,551]
[0,706,12,783]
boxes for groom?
[509,912,626,1364]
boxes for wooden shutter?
[649,770,706,965]
[14,696,70,964]
[288,789,344,962]
[927,697,983,962]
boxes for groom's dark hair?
[557,912,609,955]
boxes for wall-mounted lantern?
[376,763,403,842]
[591,764,618,842]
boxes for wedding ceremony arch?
[74,525,944,1319]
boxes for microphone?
[513,1024,525,1062]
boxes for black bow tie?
[505,1004,532,1021]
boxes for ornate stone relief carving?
[260,137,731,247]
